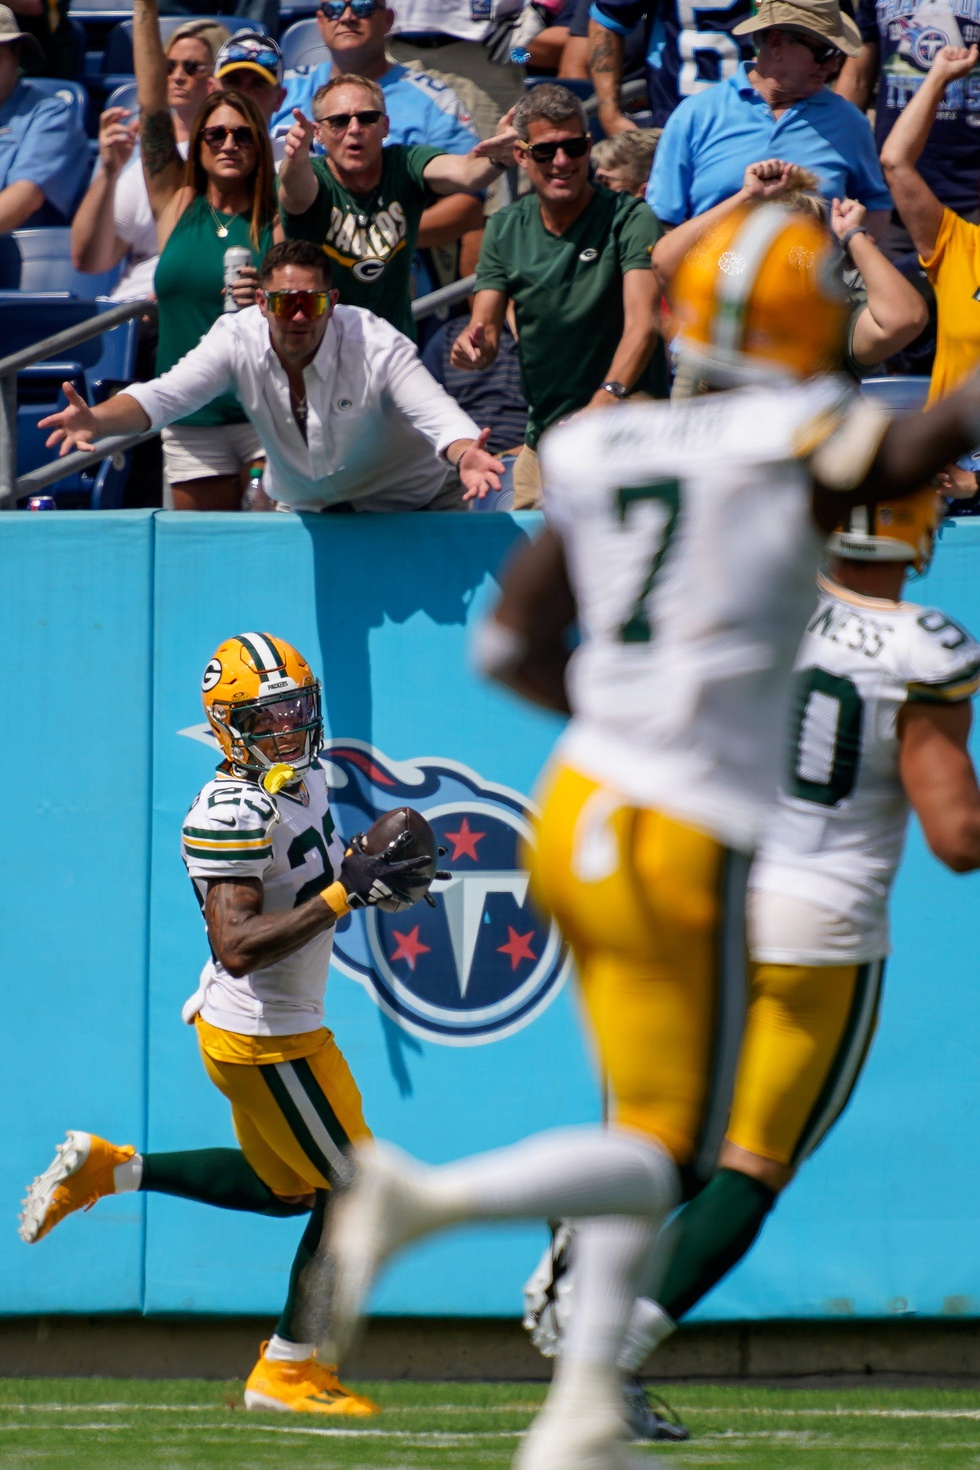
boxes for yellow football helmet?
[828,486,945,574]
[670,202,849,386]
[201,632,322,784]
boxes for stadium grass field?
[5,1379,980,1468]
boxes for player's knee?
[719,1140,794,1194]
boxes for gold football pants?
[197,1021,371,1196]
[727,957,885,1167]
[530,759,750,1175]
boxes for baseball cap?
[732,0,862,57]
[0,3,43,54]
[213,32,285,86]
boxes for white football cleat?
[328,1142,442,1361]
[515,1399,663,1470]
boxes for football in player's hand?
[361,806,443,912]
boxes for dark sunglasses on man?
[201,124,256,150]
[319,0,381,19]
[263,289,332,319]
[784,29,843,64]
[518,134,590,164]
[315,109,385,132]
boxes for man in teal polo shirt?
[648,0,891,238]
[451,83,666,509]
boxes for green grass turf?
[4,1378,980,1469]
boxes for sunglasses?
[167,57,210,76]
[320,0,381,18]
[201,124,256,150]
[219,44,282,73]
[518,134,590,163]
[785,30,843,63]
[264,289,332,318]
[315,108,384,132]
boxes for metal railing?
[0,297,154,509]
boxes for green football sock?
[275,1190,328,1344]
[659,1168,778,1322]
[140,1149,312,1218]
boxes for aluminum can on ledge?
[26,496,56,510]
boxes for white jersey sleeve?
[181,778,279,880]
[902,605,980,704]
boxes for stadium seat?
[859,375,930,413]
[279,0,320,25]
[0,295,140,508]
[0,230,122,299]
[280,16,327,71]
[102,13,268,78]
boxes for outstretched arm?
[834,197,928,366]
[277,109,319,216]
[134,0,184,227]
[652,160,797,286]
[879,44,976,258]
[422,112,519,196]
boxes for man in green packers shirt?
[278,74,515,341]
[451,84,666,508]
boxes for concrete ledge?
[1,1316,979,1383]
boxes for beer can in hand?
[223,246,252,312]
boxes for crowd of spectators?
[6,0,980,510]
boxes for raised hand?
[743,158,795,199]
[473,107,519,166]
[98,106,140,175]
[457,427,505,501]
[283,108,316,162]
[229,262,260,309]
[38,383,99,457]
[929,43,978,83]
[831,195,868,241]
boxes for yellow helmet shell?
[671,203,849,386]
[828,486,945,574]
[201,632,321,780]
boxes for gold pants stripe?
[726,957,884,1168]
[529,760,749,1169]
[200,1032,370,1197]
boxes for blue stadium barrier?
[5,511,980,1322]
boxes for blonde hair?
[777,165,829,226]
[591,129,661,193]
[166,17,232,62]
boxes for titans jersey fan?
[589,0,754,125]
[539,377,888,853]
[751,573,980,964]
[182,762,346,1034]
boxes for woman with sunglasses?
[134,0,282,511]
[70,18,231,305]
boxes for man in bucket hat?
[648,0,891,241]
[0,3,88,231]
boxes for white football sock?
[561,1216,665,1367]
[113,1154,143,1193]
[618,1297,677,1374]
[265,1334,315,1362]
[423,1126,678,1226]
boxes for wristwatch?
[601,381,628,399]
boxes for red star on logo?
[497,926,537,971]
[390,925,431,972]
[444,816,485,863]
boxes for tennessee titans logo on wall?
[321,741,570,1046]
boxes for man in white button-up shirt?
[41,240,505,511]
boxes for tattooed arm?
[588,19,637,136]
[134,0,185,236]
[205,877,342,976]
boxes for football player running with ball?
[316,203,980,1470]
[19,632,439,1417]
[525,488,980,1433]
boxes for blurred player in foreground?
[526,487,980,1435]
[20,632,437,1416]
[319,203,980,1470]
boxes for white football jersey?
[540,377,887,852]
[751,575,980,964]
[181,761,347,1035]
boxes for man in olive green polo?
[451,83,666,509]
